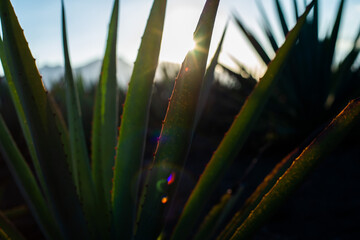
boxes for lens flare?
[161,196,168,204]
[167,172,175,185]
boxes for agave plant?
[0,0,359,239]
[231,0,360,151]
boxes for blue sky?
[2,0,360,77]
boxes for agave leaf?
[255,0,271,29]
[275,0,289,36]
[304,0,319,97]
[228,55,251,74]
[218,129,323,240]
[255,0,278,52]
[327,0,345,64]
[0,36,48,201]
[194,190,232,240]
[2,206,24,218]
[61,2,108,238]
[62,0,83,190]
[0,211,26,240]
[0,115,63,240]
[330,28,360,104]
[313,0,344,104]
[214,186,244,236]
[217,148,301,240]
[0,0,89,238]
[218,64,257,95]
[293,0,299,20]
[215,144,272,240]
[232,12,271,65]
[111,0,166,238]
[172,3,314,239]
[262,23,279,52]
[312,0,318,40]
[219,63,244,79]
[194,186,243,240]
[196,23,228,124]
[91,0,119,213]
[230,98,360,239]
[135,0,220,239]
[321,0,345,81]
[3,206,28,219]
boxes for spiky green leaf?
[0,0,89,238]
[275,0,289,36]
[195,186,243,240]
[0,115,62,240]
[255,0,278,52]
[111,0,167,238]
[61,1,108,238]
[172,3,314,239]
[232,13,271,65]
[0,35,48,203]
[0,211,26,240]
[196,23,228,124]
[230,98,360,239]
[217,148,301,240]
[135,0,220,239]
[194,190,232,240]
[91,0,119,214]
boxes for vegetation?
[230,0,360,153]
[0,0,359,239]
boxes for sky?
[1,0,360,78]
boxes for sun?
[158,6,203,64]
[160,31,198,64]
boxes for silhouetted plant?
[0,0,359,240]
[231,0,360,150]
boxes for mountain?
[39,58,133,89]
[39,58,183,90]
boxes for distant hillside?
[39,58,132,89]
[39,58,181,89]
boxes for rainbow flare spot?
[161,196,168,204]
[167,172,175,185]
